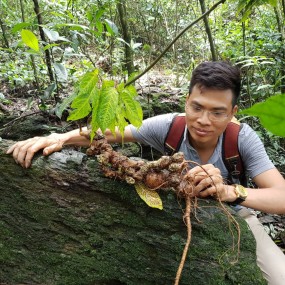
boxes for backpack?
[164,114,247,186]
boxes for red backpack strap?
[164,114,186,155]
[222,119,246,185]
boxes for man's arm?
[6,126,136,168]
[240,168,285,214]
[186,165,285,214]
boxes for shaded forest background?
[1,0,285,170]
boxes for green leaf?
[53,62,68,82]
[55,92,78,119]
[67,70,100,121]
[239,94,285,137]
[55,23,90,31]
[12,22,31,33]
[79,69,100,94]
[120,86,143,127]
[96,80,119,132]
[42,83,56,100]
[116,109,129,139]
[90,88,102,141]
[68,93,92,121]
[104,19,119,35]
[21,29,39,51]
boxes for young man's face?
[185,84,238,147]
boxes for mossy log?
[0,139,265,285]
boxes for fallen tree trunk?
[0,139,265,285]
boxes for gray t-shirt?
[129,113,275,181]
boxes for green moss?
[0,143,266,285]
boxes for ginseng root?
[83,131,240,285]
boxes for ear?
[185,94,190,111]
[232,105,238,115]
[229,105,238,122]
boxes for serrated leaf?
[68,97,92,121]
[115,107,128,139]
[21,29,39,51]
[90,88,102,141]
[134,183,163,210]
[68,70,100,121]
[96,81,118,132]
[120,87,143,127]
[239,94,285,137]
[79,69,99,94]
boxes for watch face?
[237,185,247,198]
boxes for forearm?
[62,125,135,146]
[224,185,285,214]
[61,128,90,147]
[241,187,285,214]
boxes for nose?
[197,110,211,125]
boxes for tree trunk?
[0,139,266,284]
[20,0,40,89]
[32,0,54,83]
[0,17,9,48]
[274,3,285,93]
[117,0,135,76]
[199,0,217,61]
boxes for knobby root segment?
[82,131,241,285]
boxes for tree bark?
[32,0,54,83]
[0,139,266,285]
[0,17,9,48]
[274,3,285,93]
[117,0,135,76]
[20,0,40,89]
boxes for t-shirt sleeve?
[238,123,275,179]
[129,113,177,154]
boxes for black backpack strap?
[164,114,186,156]
[222,119,247,186]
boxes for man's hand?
[184,164,229,201]
[6,133,66,168]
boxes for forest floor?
[0,73,284,254]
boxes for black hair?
[189,61,241,106]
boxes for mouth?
[193,127,211,136]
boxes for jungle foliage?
[0,0,285,170]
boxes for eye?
[212,111,226,118]
[191,104,202,112]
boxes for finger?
[194,175,223,193]
[187,164,220,180]
[43,142,63,156]
[16,139,41,168]
[13,137,46,168]
[199,185,220,198]
[6,143,17,154]
[23,137,61,167]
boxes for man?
[7,61,285,284]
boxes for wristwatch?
[228,184,248,205]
